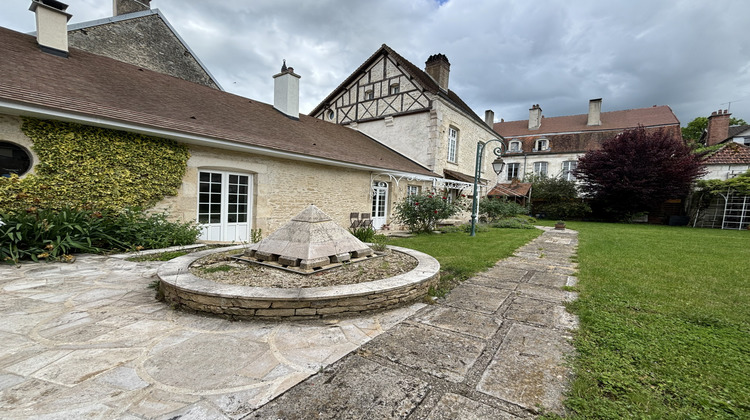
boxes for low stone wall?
[157,245,440,319]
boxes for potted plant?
[554,220,566,230]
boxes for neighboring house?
[693,109,750,229]
[0,2,439,240]
[492,99,682,182]
[65,0,221,89]
[309,44,502,216]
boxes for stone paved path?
[247,227,579,419]
[0,251,424,419]
[0,227,578,419]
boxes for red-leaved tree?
[575,127,706,220]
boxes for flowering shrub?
[394,191,464,233]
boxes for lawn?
[560,222,750,419]
[388,227,541,296]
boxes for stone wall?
[153,144,376,233]
[68,13,219,89]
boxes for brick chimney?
[425,54,450,91]
[528,104,542,130]
[273,60,300,120]
[29,0,72,58]
[484,110,495,126]
[706,109,731,146]
[114,0,151,16]
[587,98,602,126]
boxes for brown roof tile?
[703,142,750,165]
[494,105,679,137]
[0,27,435,177]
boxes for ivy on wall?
[0,118,190,212]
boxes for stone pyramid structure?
[245,205,373,271]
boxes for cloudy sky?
[2,0,749,126]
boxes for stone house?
[492,99,682,183]
[0,1,439,241]
[310,44,503,226]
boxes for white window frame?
[535,138,549,151]
[506,162,520,181]
[447,126,458,163]
[562,160,577,181]
[407,185,421,196]
[533,161,548,177]
[509,140,522,152]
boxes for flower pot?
[554,222,566,230]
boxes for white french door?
[371,181,388,229]
[198,171,252,241]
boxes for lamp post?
[470,138,507,236]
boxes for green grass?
[561,222,750,419]
[389,227,541,296]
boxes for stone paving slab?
[0,252,424,419]
[1,227,579,419]
[242,227,580,419]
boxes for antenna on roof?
[281,59,287,72]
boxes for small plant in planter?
[554,220,566,230]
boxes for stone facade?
[68,11,220,89]
[311,46,501,217]
[152,144,378,234]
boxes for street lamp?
[470,138,507,236]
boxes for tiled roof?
[494,105,679,137]
[501,125,682,156]
[488,183,532,197]
[703,142,750,165]
[727,124,750,139]
[309,44,494,130]
[0,27,435,177]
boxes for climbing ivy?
[0,118,189,212]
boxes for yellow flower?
[37,252,50,259]
[135,246,144,251]
[45,244,54,250]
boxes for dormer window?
[535,138,549,152]
[389,84,400,95]
[509,140,522,153]
[365,90,374,100]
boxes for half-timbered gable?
[311,44,501,193]
[317,53,431,124]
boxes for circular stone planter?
[157,244,440,319]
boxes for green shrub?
[0,207,200,263]
[491,216,538,229]
[528,174,591,219]
[478,197,528,222]
[394,191,465,233]
[349,225,375,242]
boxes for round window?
[327,109,335,120]
[0,142,32,177]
